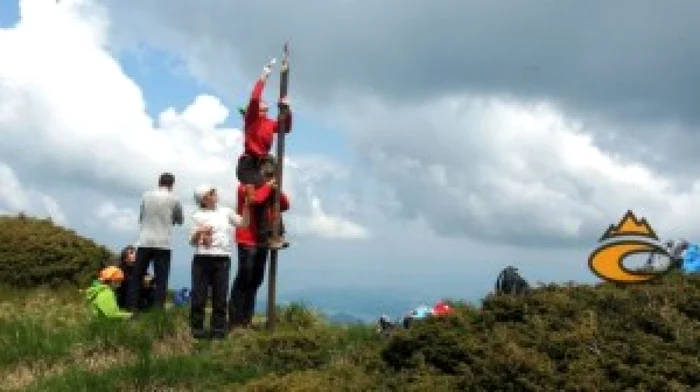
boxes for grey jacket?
[136,187,184,249]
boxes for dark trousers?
[126,247,170,311]
[236,154,266,187]
[117,281,153,310]
[190,255,231,334]
[139,286,156,310]
[229,246,269,326]
[116,264,133,308]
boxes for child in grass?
[86,266,133,320]
[115,245,155,310]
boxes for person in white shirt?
[189,184,251,339]
[127,173,184,312]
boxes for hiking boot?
[268,236,289,250]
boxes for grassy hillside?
[0,271,698,391]
[0,215,699,390]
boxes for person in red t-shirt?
[236,59,293,187]
[229,158,290,329]
[432,300,454,317]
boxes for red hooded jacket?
[243,79,293,158]
[235,183,290,247]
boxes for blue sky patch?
[115,43,355,163]
[0,0,20,28]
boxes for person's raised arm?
[245,59,275,125]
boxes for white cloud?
[0,161,68,224]
[95,200,138,233]
[331,95,700,247]
[90,0,700,252]
[40,195,68,225]
[0,0,363,242]
[289,196,368,240]
[281,155,371,239]
[8,0,696,255]
[0,163,29,210]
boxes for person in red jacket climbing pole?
[229,158,290,330]
[236,59,292,250]
[236,59,293,187]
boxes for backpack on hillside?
[173,288,191,307]
[682,243,700,274]
[495,266,530,295]
[673,240,689,268]
[376,315,397,337]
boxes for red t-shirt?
[433,301,454,316]
[235,183,290,247]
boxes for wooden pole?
[267,42,289,331]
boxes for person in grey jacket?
[126,172,184,311]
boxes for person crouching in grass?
[189,184,251,339]
[116,245,136,308]
[86,266,133,320]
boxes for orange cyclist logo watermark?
[588,210,671,284]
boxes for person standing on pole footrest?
[236,58,293,188]
[229,163,290,330]
[253,155,289,250]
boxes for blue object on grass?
[682,244,700,273]
[410,305,434,320]
[173,288,191,307]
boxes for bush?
[379,272,700,390]
[242,330,335,373]
[0,214,113,288]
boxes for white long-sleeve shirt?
[189,206,248,256]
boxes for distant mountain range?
[324,312,367,325]
[255,285,482,324]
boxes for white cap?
[194,184,215,205]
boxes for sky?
[1,0,699,320]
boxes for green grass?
[2,272,700,390]
[0,319,77,367]
[25,355,264,392]
[0,288,381,391]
